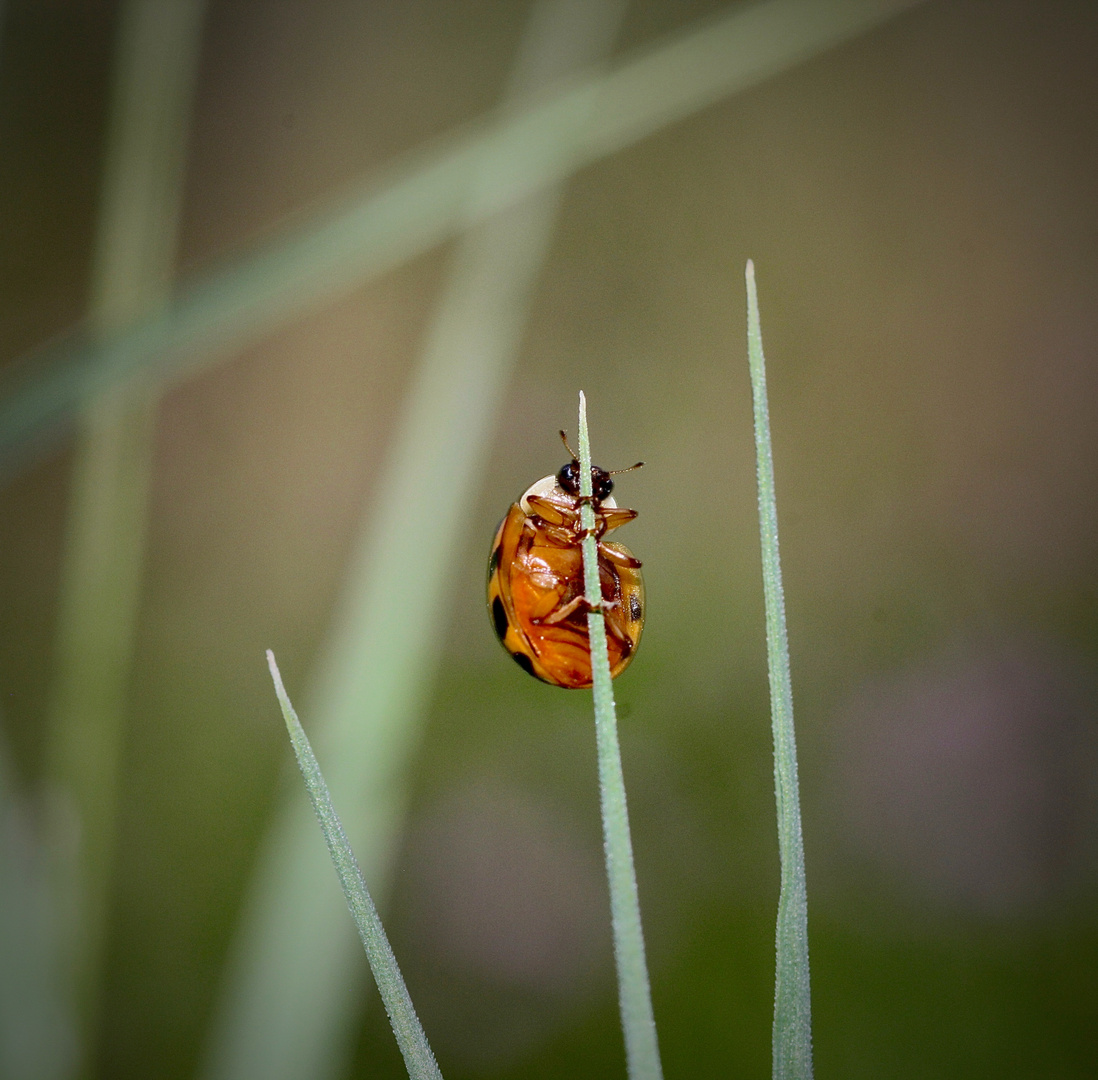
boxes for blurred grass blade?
[265,652,443,1080]
[42,0,205,1070]
[201,4,628,1080]
[0,0,925,475]
[745,261,813,1079]
[576,392,662,1080]
[0,734,77,1080]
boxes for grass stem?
[266,652,442,1080]
[745,261,813,1079]
[203,6,626,1079]
[577,392,662,1080]
[43,2,205,1069]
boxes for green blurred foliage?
[1,1,1097,1078]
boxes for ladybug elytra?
[487,432,643,688]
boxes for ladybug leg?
[598,541,642,569]
[535,594,617,626]
[572,497,611,541]
[537,522,578,546]
[551,588,630,646]
[536,595,585,625]
[601,608,630,646]
[598,506,638,534]
[579,507,637,541]
[524,495,570,527]
[535,514,601,545]
[522,506,582,547]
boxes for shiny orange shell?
[487,473,643,688]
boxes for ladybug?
[487,431,644,688]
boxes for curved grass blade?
[0,0,925,476]
[266,652,442,1080]
[577,392,662,1080]
[745,262,813,1079]
[202,6,628,1080]
[43,1,206,1069]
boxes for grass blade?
[42,1,205,1068]
[577,392,662,1080]
[745,261,813,1079]
[202,5,627,1079]
[0,734,76,1080]
[0,0,925,475]
[265,652,442,1080]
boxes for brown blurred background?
[1,1,1096,1078]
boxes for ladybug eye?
[593,469,614,501]
[557,461,580,495]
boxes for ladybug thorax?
[519,473,617,515]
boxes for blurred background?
[1,0,1097,1077]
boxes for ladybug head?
[557,460,614,502]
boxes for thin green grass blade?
[745,261,813,1079]
[577,392,662,1080]
[0,0,925,475]
[42,2,205,1070]
[45,387,156,1058]
[0,733,76,1080]
[265,652,443,1080]
[202,6,627,1080]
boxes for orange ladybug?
[487,432,644,688]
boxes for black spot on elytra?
[491,596,509,641]
[629,593,642,622]
[510,650,536,676]
[487,543,501,581]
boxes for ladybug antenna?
[558,429,578,461]
[561,429,642,474]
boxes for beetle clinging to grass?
[487,431,643,688]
